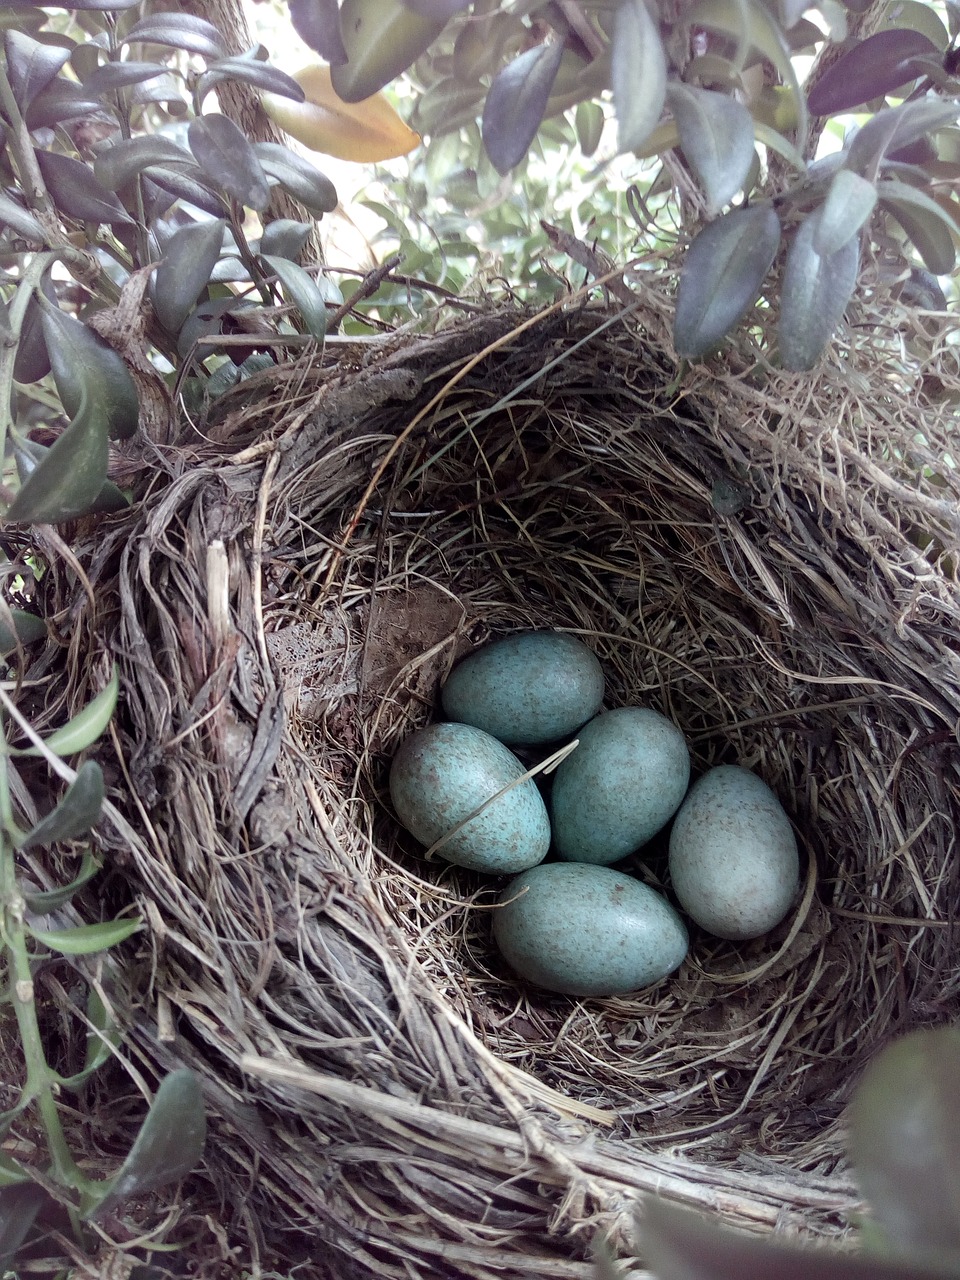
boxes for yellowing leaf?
[261,63,420,162]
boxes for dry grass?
[19,269,960,1278]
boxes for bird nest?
[19,279,960,1278]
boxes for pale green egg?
[441,630,604,745]
[389,721,550,873]
[493,862,688,997]
[668,765,800,940]
[551,707,690,864]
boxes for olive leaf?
[26,918,141,956]
[35,150,134,227]
[152,218,228,334]
[814,168,877,254]
[611,0,667,153]
[287,0,348,64]
[575,100,604,157]
[39,303,139,441]
[86,1070,206,1221]
[120,13,227,59]
[779,206,860,371]
[482,39,564,175]
[807,29,941,116]
[4,29,71,112]
[188,114,270,212]
[666,82,755,214]
[21,760,105,851]
[253,143,338,214]
[330,0,447,103]
[674,205,781,357]
[261,253,328,338]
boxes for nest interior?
[29,289,960,1279]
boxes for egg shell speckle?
[441,630,604,745]
[550,707,691,864]
[389,721,550,873]
[493,862,689,997]
[668,765,800,940]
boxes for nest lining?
[22,285,960,1278]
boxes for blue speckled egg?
[389,722,550,873]
[550,707,691,864]
[668,765,799,940]
[493,862,688,996]
[441,630,604,745]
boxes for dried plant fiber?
[29,281,960,1279]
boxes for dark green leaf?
[330,0,446,103]
[574,100,604,157]
[878,178,958,274]
[142,166,227,219]
[23,848,101,913]
[0,1183,48,1271]
[35,149,134,227]
[152,218,227,334]
[482,39,564,175]
[13,280,53,383]
[24,78,102,128]
[855,1029,960,1249]
[21,760,105,851]
[807,30,940,116]
[640,1195,960,1279]
[24,665,118,757]
[26,917,140,955]
[120,13,226,59]
[253,143,337,214]
[779,206,859,370]
[667,83,755,214]
[287,0,348,63]
[175,295,248,361]
[40,304,139,441]
[129,73,187,112]
[612,0,667,153]
[814,168,877,254]
[674,204,781,357]
[196,55,305,105]
[88,1069,206,1219]
[6,398,108,524]
[846,100,960,175]
[82,60,171,94]
[899,266,948,309]
[259,218,312,259]
[4,29,70,112]
[262,253,328,338]
[14,439,130,514]
[0,608,46,655]
[0,190,45,243]
[0,1152,29,1189]
[94,134,197,190]
[188,114,270,212]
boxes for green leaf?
[188,114,270,212]
[253,142,338,214]
[13,277,54,383]
[152,218,227,334]
[878,178,958,274]
[808,29,940,116]
[23,848,101,913]
[24,77,101,129]
[666,83,755,214]
[94,135,197,191]
[142,167,227,220]
[0,608,46,655]
[82,60,171,94]
[21,760,105,851]
[574,100,604,157]
[4,29,70,112]
[287,0,348,64]
[120,13,227,59]
[0,189,46,243]
[261,254,328,339]
[5,400,108,524]
[814,168,877,254]
[674,204,781,357]
[0,1153,29,1190]
[482,39,564,176]
[24,665,118,757]
[847,100,960,176]
[13,438,130,516]
[35,149,134,227]
[639,1195,960,1279]
[196,54,305,106]
[612,0,667,153]
[779,206,859,371]
[87,1070,206,1220]
[39,304,139,441]
[27,917,140,956]
[330,0,447,103]
[0,1184,48,1271]
[259,218,312,260]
